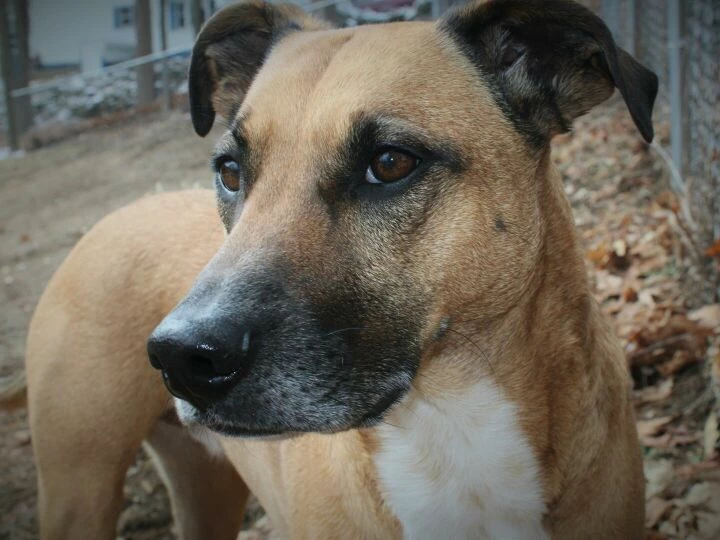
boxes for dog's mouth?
[203,421,296,439]
[174,398,291,438]
[358,386,407,427]
[175,383,409,438]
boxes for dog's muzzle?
[145,263,420,435]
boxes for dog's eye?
[217,159,242,192]
[366,149,419,184]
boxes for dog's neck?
[372,155,619,539]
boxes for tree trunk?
[1,0,33,149]
[159,0,171,111]
[159,0,168,52]
[134,0,154,106]
[11,0,31,134]
[0,1,18,150]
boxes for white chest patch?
[374,380,548,540]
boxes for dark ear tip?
[648,73,659,142]
[191,107,215,137]
[639,123,654,143]
[637,70,658,143]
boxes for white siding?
[30,0,196,71]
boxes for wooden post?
[668,0,684,178]
[159,0,171,111]
[10,0,31,135]
[1,0,32,150]
[135,0,154,106]
[0,0,19,150]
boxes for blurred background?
[0,0,718,538]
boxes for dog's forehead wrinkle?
[244,28,355,112]
[228,110,253,141]
[228,23,523,211]
[246,24,449,137]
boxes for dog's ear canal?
[440,0,658,146]
[188,1,328,137]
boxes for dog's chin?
[356,385,407,427]
[174,398,299,440]
[173,385,407,439]
[174,396,200,425]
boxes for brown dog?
[2,0,659,538]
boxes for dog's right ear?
[189,1,328,136]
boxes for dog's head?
[147,0,657,436]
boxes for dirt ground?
[1,101,719,539]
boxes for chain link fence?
[634,0,668,84]
[684,0,720,300]
[580,0,720,300]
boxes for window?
[113,6,134,29]
[169,2,185,30]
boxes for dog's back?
[24,190,250,539]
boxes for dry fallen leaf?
[687,304,720,332]
[646,497,674,528]
[655,191,680,213]
[675,460,720,481]
[667,433,700,448]
[608,239,631,271]
[696,510,720,540]
[13,429,31,447]
[657,350,698,377]
[638,416,674,438]
[623,286,639,303]
[705,239,720,258]
[704,412,719,460]
[587,243,609,268]
[711,349,720,406]
[636,378,674,404]
[642,433,673,448]
[645,459,675,499]
[644,532,669,540]
[684,481,720,512]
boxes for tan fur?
[18,13,644,540]
[24,192,247,539]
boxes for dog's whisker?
[322,326,366,338]
[454,315,480,325]
[446,328,497,378]
[380,419,409,431]
[387,384,420,424]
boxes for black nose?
[147,321,253,409]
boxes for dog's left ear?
[189,1,329,136]
[440,0,658,145]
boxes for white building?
[29,0,224,72]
